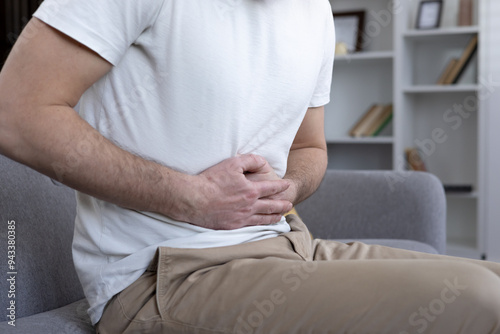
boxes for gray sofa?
[0,154,446,333]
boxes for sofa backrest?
[0,154,82,318]
[296,170,446,254]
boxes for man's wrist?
[152,168,199,222]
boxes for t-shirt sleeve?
[33,0,165,66]
[309,8,336,108]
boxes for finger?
[254,179,291,198]
[245,171,272,182]
[252,199,293,215]
[235,154,267,174]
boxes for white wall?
[481,0,500,261]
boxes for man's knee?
[445,263,500,332]
[400,262,500,334]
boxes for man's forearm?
[283,146,328,205]
[0,103,194,221]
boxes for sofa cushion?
[0,299,94,334]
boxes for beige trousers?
[97,215,500,334]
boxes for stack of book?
[437,35,478,85]
[349,104,393,137]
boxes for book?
[445,35,478,84]
[349,104,393,137]
[458,0,473,26]
[371,112,393,137]
[437,58,459,85]
[364,105,393,136]
[405,148,427,171]
[349,105,385,137]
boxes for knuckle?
[227,160,239,171]
[239,207,252,216]
[244,188,259,202]
[249,154,264,166]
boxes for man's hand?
[244,107,328,208]
[244,157,298,204]
[180,155,293,230]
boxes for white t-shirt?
[34,0,335,325]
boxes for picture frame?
[416,0,443,30]
[332,11,365,53]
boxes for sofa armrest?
[295,170,446,254]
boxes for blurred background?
[0,0,41,64]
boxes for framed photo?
[333,11,365,53]
[416,0,443,29]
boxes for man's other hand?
[244,158,298,204]
[183,155,293,230]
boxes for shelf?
[404,26,479,40]
[327,137,394,144]
[403,84,479,94]
[446,243,482,259]
[334,51,394,63]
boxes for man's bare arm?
[284,106,328,205]
[0,18,292,229]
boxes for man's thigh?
[312,237,500,276]
[98,244,500,334]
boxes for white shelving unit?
[328,0,500,260]
[396,0,483,259]
[326,0,395,171]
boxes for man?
[0,1,499,333]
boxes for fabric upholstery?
[0,300,93,333]
[0,155,82,318]
[296,170,446,254]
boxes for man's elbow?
[0,96,24,159]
